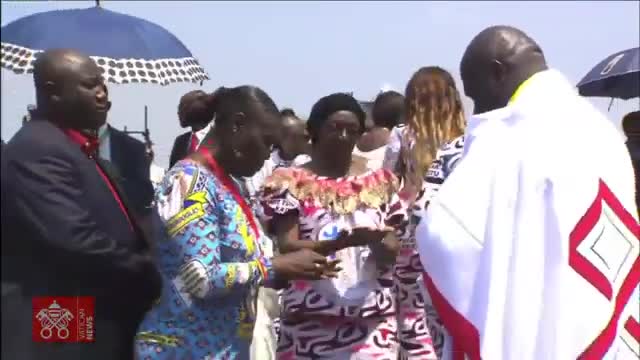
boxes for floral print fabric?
[262,167,431,359]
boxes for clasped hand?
[272,248,342,281]
[337,227,394,248]
[272,227,395,282]
[339,227,400,266]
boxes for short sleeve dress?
[261,167,408,359]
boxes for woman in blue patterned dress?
[135,86,339,360]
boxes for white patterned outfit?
[241,150,310,360]
[261,167,422,359]
[396,136,465,360]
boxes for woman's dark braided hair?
[201,85,279,145]
[306,92,366,144]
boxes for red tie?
[189,133,199,152]
[63,129,133,230]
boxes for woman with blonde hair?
[402,66,466,194]
[392,66,467,359]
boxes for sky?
[2,0,639,168]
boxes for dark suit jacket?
[107,126,154,216]
[1,120,162,360]
[626,138,640,217]
[169,131,192,168]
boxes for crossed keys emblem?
[269,198,297,215]
[35,300,74,339]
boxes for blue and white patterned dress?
[135,159,275,360]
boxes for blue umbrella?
[577,47,639,100]
[1,5,209,86]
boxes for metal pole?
[96,0,101,7]
[144,105,151,148]
[607,98,615,112]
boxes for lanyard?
[198,147,260,240]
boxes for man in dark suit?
[98,123,154,217]
[1,49,161,360]
[168,90,214,168]
[623,111,640,217]
[168,131,191,169]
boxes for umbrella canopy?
[1,5,208,86]
[577,47,639,100]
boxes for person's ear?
[303,128,311,143]
[229,112,248,133]
[44,81,62,104]
[490,59,508,83]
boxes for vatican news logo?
[32,296,95,343]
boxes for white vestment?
[416,69,639,360]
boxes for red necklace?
[198,147,260,239]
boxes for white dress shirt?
[189,121,214,152]
[149,163,166,189]
[97,124,111,161]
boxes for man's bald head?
[462,26,543,67]
[460,25,548,114]
[623,111,640,139]
[33,49,109,130]
[34,49,94,87]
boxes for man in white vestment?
[416,25,639,360]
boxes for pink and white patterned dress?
[395,135,466,360]
[262,167,415,359]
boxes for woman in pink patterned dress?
[391,67,467,360]
[261,93,408,359]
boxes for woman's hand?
[370,232,401,267]
[272,249,342,280]
[337,227,392,249]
